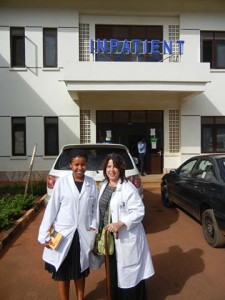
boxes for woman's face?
[70,156,87,181]
[106,159,120,183]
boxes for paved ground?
[1,181,225,299]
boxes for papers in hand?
[49,227,63,250]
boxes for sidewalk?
[140,174,162,184]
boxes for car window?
[218,158,225,182]
[54,147,134,171]
[179,159,198,178]
[192,159,214,181]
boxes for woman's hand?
[105,221,125,233]
[44,240,53,249]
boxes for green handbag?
[95,204,114,256]
[97,227,114,255]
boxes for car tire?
[161,184,174,208]
[202,209,225,248]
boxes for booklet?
[49,227,63,250]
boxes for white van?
[45,143,143,205]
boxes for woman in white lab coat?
[97,153,154,300]
[38,149,98,300]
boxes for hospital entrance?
[96,110,163,174]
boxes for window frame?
[201,116,225,153]
[201,31,225,69]
[44,117,59,156]
[11,117,26,156]
[10,27,25,68]
[43,28,58,68]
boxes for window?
[192,160,214,181]
[43,28,57,67]
[201,31,225,69]
[44,117,59,156]
[95,25,163,62]
[179,159,198,178]
[12,117,26,156]
[201,117,225,152]
[10,27,25,67]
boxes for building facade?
[0,0,225,181]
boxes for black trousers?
[138,153,145,175]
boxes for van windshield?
[54,147,134,171]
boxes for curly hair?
[102,153,127,183]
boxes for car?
[46,143,143,205]
[161,154,225,248]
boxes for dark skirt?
[108,246,147,300]
[45,230,90,281]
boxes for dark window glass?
[55,146,134,171]
[202,126,213,152]
[130,111,146,123]
[201,31,225,69]
[43,28,57,67]
[95,25,163,62]
[113,111,129,123]
[12,117,26,156]
[201,116,225,152]
[220,158,225,182]
[147,111,163,123]
[44,117,59,155]
[96,111,113,123]
[10,27,25,67]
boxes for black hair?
[69,149,88,163]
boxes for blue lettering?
[132,39,141,54]
[163,40,172,54]
[151,40,160,54]
[110,39,119,53]
[121,39,131,53]
[90,39,184,55]
[176,40,185,54]
[143,40,148,54]
[90,39,94,53]
[97,39,107,53]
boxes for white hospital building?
[1,0,225,180]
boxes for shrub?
[0,181,46,196]
[0,194,36,229]
[0,181,46,230]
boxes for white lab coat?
[97,180,155,288]
[38,173,98,272]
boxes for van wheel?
[161,184,174,208]
[202,209,225,248]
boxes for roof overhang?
[62,62,210,101]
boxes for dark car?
[161,154,225,248]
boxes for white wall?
[181,115,201,155]
[0,8,81,173]
[0,5,225,176]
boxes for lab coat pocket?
[118,237,139,267]
[87,230,96,250]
